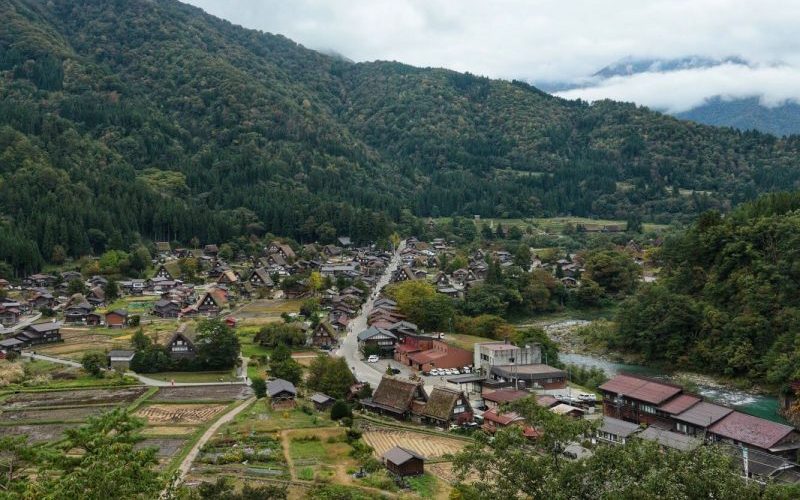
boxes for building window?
[640,404,656,414]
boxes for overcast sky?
[184,0,800,112]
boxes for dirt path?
[168,397,255,491]
[279,430,296,481]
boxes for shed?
[267,378,297,409]
[107,349,136,371]
[105,309,128,328]
[382,446,425,477]
[310,393,335,411]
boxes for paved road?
[335,241,405,387]
[9,312,43,332]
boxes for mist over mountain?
[549,56,800,136]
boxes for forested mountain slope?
[2,0,800,273]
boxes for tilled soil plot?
[149,385,252,403]
[2,387,147,409]
[1,405,114,422]
[0,424,77,443]
[135,404,226,425]
[136,437,188,457]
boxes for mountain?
[2,0,800,274]
[549,56,800,136]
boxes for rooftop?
[709,411,796,450]
[673,401,733,427]
[599,374,682,405]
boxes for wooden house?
[311,322,337,348]
[105,309,129,328]
[107,349,135,371]
[153,299,181,318]
[267,379,297,409]
[421,387,473,427]
[357,326,397,357]
[382,446,425,477]
[166,324,197,360]
[248,267,274,288]
[310,393,335,411]
[361,376,428,420]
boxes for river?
[542,321,787,423]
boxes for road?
[335,241,405,387]
[20,352,250,387]
[166,396,256,494]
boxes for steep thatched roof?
[423,387,467,422]
[370,376,427,413]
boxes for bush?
[81,351,106,377]
[128,315,141,327]
[251,376,266,398]
[330,400,352,420]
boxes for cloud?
[556,63,800,113]
[182,0,800,109]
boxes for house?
[311,322,337,348]
[194,290,226,316]
[421,387,473,427]
[64,301,94,323]
[357,326,397,357]
[153,299,181,318]
[154,265,173,280]
[596,417,641,445]
[105,309,128,328]
[27,274,57,287]
[672,401,733,437]
[203,244,219,257]
[551,403,585,418]
[599,374,684,427]
[267,379,297,409]
[487,364,567,390]
[155,241,172,255]
[481,389,530,409]
[481,408,539,439]
[86,312,103,326]
[393,333,435,366]
[337,236,352,247]
[361,376,428,420]
[474,341,542,374]
[310,393,335,411]
[392,266,418,282]
[107,349,135,371]
[0,304,21,327]
[267,241,296,260]
[638,426,702,452]
[17,322,62,346]
[406,340,473,373]
[166,324,197,360]
[382,446,425,477]
[248,267,274,288]
[707,411,800,457]
[217,270,239,285]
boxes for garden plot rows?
[136,437,188,458]
[2,387,147,409]
[135,404,226,425]
[362,429,467,460]
[1,406,112,423]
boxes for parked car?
[451,368,461,375]
[367,355,379,363]
[462,366,472,374]
[389,367,401,375]
[430,368,441,376]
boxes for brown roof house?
[422,387,473,427]
[361,376,428,421]
[382,446,425,477]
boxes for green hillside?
[2,0,800,273]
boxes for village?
[2,230,800,497]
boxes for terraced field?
[135,404,226,425]
[362,429,468,460]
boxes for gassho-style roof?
[383,446,425,465]
[709,411,796,450]
[672,401,733,427]
[423,387,466,421]
[599,374,682,405]
[369,376,426,414]
[267,379,297,398]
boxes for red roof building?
[709,411,800,455]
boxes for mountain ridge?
[2,0,800,273]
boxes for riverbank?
[535,318,788,423]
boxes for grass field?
[443,333,490,351]
[232,401,331,432]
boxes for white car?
[367,355,379,363]
[430,368,441,376]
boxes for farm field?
[231,400,333,432]
[149,385,252,402]
[136,437,188,458]
[235,299,303,327]
[1,387,148,409]
[142,425,197,436]
[1,406,114,423]
[362,428,468,460]
[135,403,227,425]
[35,328,129,360]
